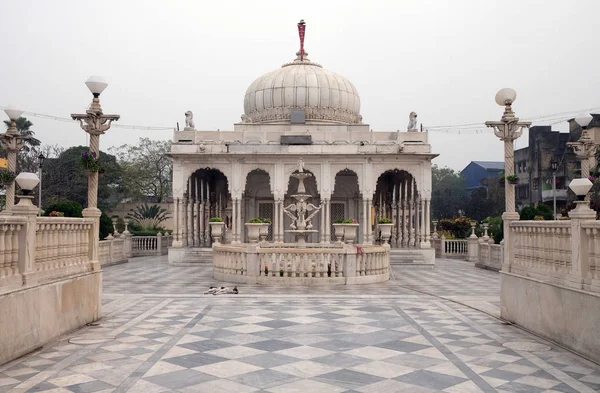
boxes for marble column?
[424,199,431,247]
[362,198,368,244]
[182,196,188,247]
[189,176,196,247]
[237,198,243,243]
[366,198,373,244]
[324,198,331,243]
[278,198,285,243]
[415,198,420,246]
[172,198,182,247]
[231,197,238,243]
[419,198,427,248]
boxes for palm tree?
[3,117,41,152]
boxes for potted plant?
[0,169,16,187]
[332,219,345,243]
[341,219,359,244]
[506,174,519,184]
[279,269,284,277]
[245,218,263,243]
[498,175,505,186]
[80,151,101,172]
[259,217,271,241]
[378,217,393,244]
[332,218,345,243]
[209,217,225,244]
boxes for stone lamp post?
[568,113,595,182]
[0,106,31,214]
[485,88,531,272]
[12,172,40,285]
[71,76,120,270]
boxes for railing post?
[123,233,132,258]
[12,199,39,286]
[467,236,479,262]
[567,201,596,289]
[344,245,357,279]
[246,244,260,282]
[156,232,163,256]
[440,236,446,257]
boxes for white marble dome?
[242,52,362,124]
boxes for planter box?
[340,223,359,244]
[245,223,262,243]
[209,222,225,244]
[378,223,394,244]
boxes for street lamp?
[71,76,119,269]
[485,88,531,272]
[37,153,45,215]
[1,106,30,214]
[551,160,558,219]
[568,113,595,180]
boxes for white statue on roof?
[184,111,195,130]
[407,112,418,132]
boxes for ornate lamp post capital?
[486,88,531,216]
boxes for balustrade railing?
[0,217,26,291]
[443,239,468,258]
[34,217,94,283]
[582,221,600,292]
[212,243,390,284]
[99,238,127,266]
[510,221,572,285]
[259,249,344,278]
[130,234,171,256]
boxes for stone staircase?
[390,249,435,268]
[175,248,213,265]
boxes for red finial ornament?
[297,19,306,61]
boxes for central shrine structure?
[169,22,437,267]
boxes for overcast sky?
[1,0,599,171]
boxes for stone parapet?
[212,243,390,286]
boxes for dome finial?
[297,19,306,61]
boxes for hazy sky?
[1,0,599,171]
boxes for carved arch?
[241,165,275,195]
[330,164,363,195]
[371,164,423,196]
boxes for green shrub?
[126,203,170,229]
[100,212,113,240]
[248,218,263,223]
[379,218,392,224]
[261,217,271,224]
[131,228,172,236]
[43,201,83,217]
[520,204,553,221]
[439,217,472,239]
[209,217,224,222]
[342,219,358,224]
[487,216,504,244]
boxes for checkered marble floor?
[1,257,599,393]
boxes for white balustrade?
[510,221,571,285]
[583,221,600,292]
[130,234,171,256]
[34,217,94,283]
[212,243,389,284]
[98,238,127,266]
[443,239,468,257]
[0,217,26,291]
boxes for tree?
[431,165,467,219]
[41,146,124,210]
[466,187,493,222]
[111,138,172,203]
[3,117,41,153]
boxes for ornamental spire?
[297,19,306,61]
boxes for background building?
[461,161,504,195]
